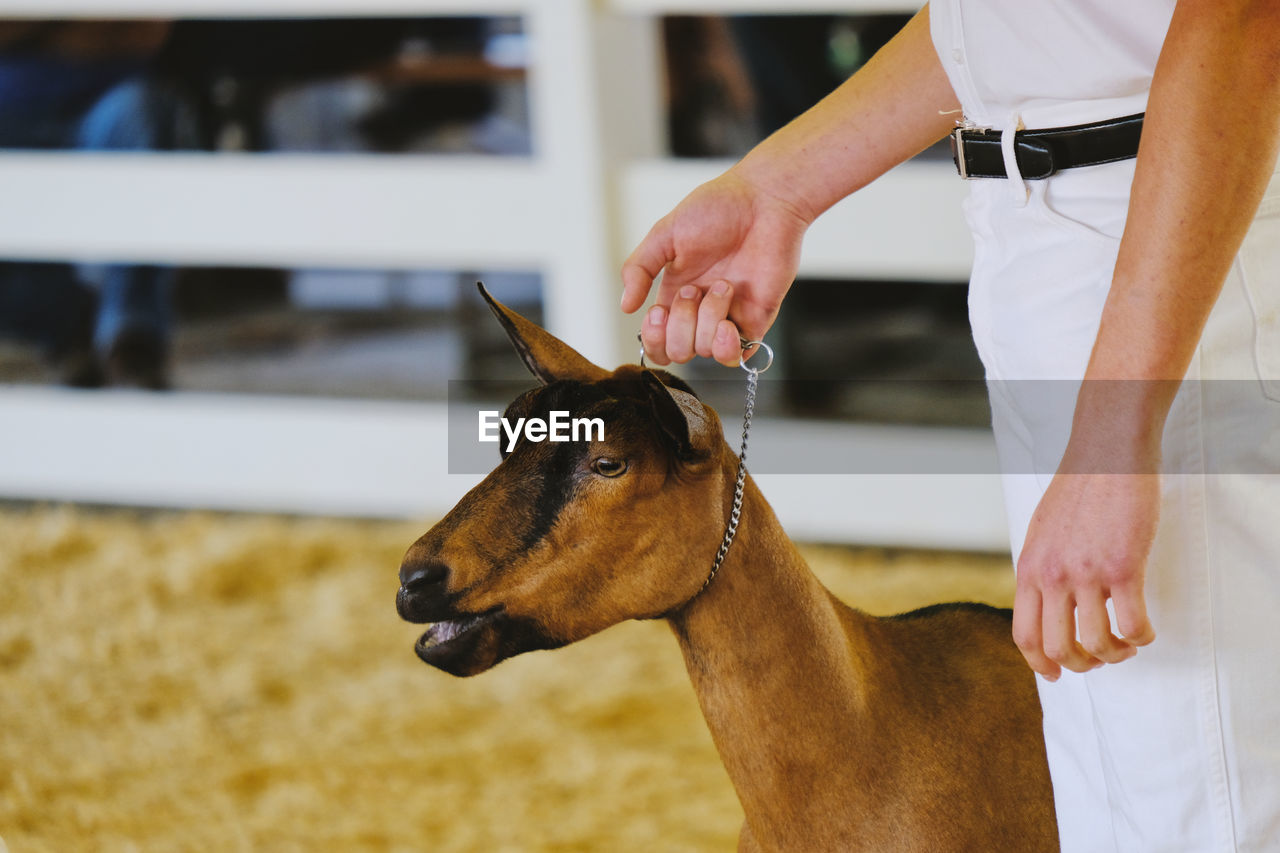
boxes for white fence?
[0,1,1010,551]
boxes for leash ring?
[739,340,773,374]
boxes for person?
[0,21,186,388]
[621,2,1280,850]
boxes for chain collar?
[697,353,759,595]
[641,336,773,616]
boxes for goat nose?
[400,560,449,592]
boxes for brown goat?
[396,285,1058,852]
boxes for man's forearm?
[1075,0,1280,451]
[731,6,959,224]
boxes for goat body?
[670,470,1056,851]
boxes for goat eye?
[591,457,628,477]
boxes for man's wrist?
[1063,379,1173,474]
[729,137,835,227]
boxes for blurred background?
[0,3,1018,851]
[0,1,1004,546]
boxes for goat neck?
[668,465,879,850]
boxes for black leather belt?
[950,113,1144,180]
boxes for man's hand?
[620,169,809,367]
[1013,464,1159,681]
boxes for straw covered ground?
[0,505,1016,852]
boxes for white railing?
[0,1,1007,550]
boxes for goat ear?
[642,371,719,458]
[478,282,609,384]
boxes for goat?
[396,284,1058,852]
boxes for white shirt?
[928,0,1176,129]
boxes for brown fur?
[397,286,1058,851]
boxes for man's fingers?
[695,281,733,360]
[1043,593,1102,674]
[664,286,701,363]
[1076,593,1137,664]
[639,304,669,366]
[1112,578,1156,646]
[1012,581,1061,681]
[711,320,742,366]
[620,222,674,314]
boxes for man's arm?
[622,6,959,365]
[727,6,959,224]
[1013,0,1280,679]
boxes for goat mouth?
[417,614,488,650]
[414,611,503,676]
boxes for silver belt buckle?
[951,125,972,180]
[951,122,992,180]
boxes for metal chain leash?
[700,352,760,594]
[638,334,774,609]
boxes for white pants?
[965,150,1280,852]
